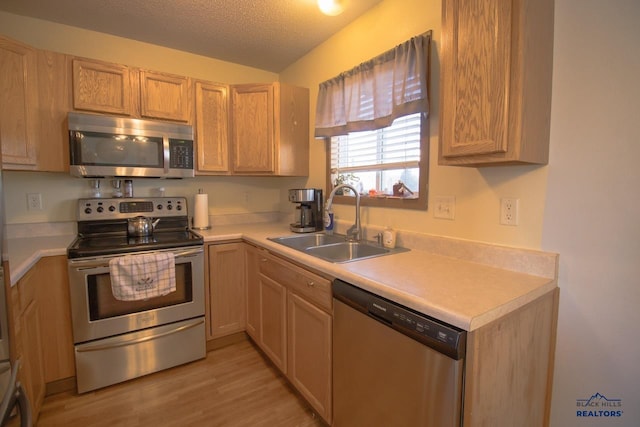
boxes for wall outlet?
[433,196,455,220]
[500,198,519,226]
[27,193,43,211]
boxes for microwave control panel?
[169,139,194,169]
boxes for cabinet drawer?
[260,254,331,312]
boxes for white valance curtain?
[314,31,431,138]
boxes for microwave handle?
[163,136,170,175]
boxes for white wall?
[543,0,640,425]
[2,171,294,224]
[281,0,549,249]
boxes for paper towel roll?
[193,193,210,229]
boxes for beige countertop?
[5,234,76,286]
[5,222,558,332]
[195,223,558,331]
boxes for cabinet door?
[37,256,75,383]
[275,83,310,176]
[13,264,45,416]
[439,0,553,166]
[287,292,332,423]
[207,243,246,339]
[21,299,45,414]
[231,84,275,173]
[195,81,229,173]
[259,275,287,372]
[440,0,511,159]
[36,49,72,172]
[72,58,133,115]
[245,245,261,340]
[0,36,38,168]
[140,70,190,122]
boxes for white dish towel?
[109,252,176,301]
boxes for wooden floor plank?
[37,339,326,427]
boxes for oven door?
[68,246,204,344]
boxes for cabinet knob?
[307,281,315,287]
[260,258,268,262]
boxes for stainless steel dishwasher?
[333,279,467,427]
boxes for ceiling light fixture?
[317,0,347,16]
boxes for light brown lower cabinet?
[19,299,45,415]
[245,244,261,339]
[37,256,75,385]
[206,242,246,340]
[8,262,46,419]
[463,288,559,426]
[6,255,75,422]
[287,292,332,422]
[258,275,288,372]
[245,244,287,372]
[244,243,333,423]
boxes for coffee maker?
[288,189,323,233]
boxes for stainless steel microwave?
[68,112,195,178]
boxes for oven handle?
[68,247,203,269]
[75,318,204,353]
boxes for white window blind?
[330,113,422,197]
[331,113,421,174]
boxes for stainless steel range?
[67,197,205,393]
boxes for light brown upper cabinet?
[195,81,230,173]
[72,58,134,116]
[0,36,38,169]
[230,83,309,176]
[439,0,554,166]
[36,49,72,172]
[1,36,70,172]
[140,70,191,122]
[72,58,191,123]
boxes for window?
[326,111,428,209]
[316,32,431,210]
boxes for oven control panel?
[78,197,188,220]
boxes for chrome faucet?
[326,184,361,241]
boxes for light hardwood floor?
[37,339,326,427]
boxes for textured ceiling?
[0,0,382,72]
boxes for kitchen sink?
[268,233,408,263]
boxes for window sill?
[329,194,427,210]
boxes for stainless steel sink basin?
[268,233,346,250]
[304,241,390,263]
[268,233,408,263]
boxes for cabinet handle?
[260,258,268,262]
[307,281,315,287]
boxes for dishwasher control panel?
[369,299,462,350]
[333,279,466,360]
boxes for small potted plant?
[332,173,360,195]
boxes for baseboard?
[206,331,248,352]
[45,376,76,396]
